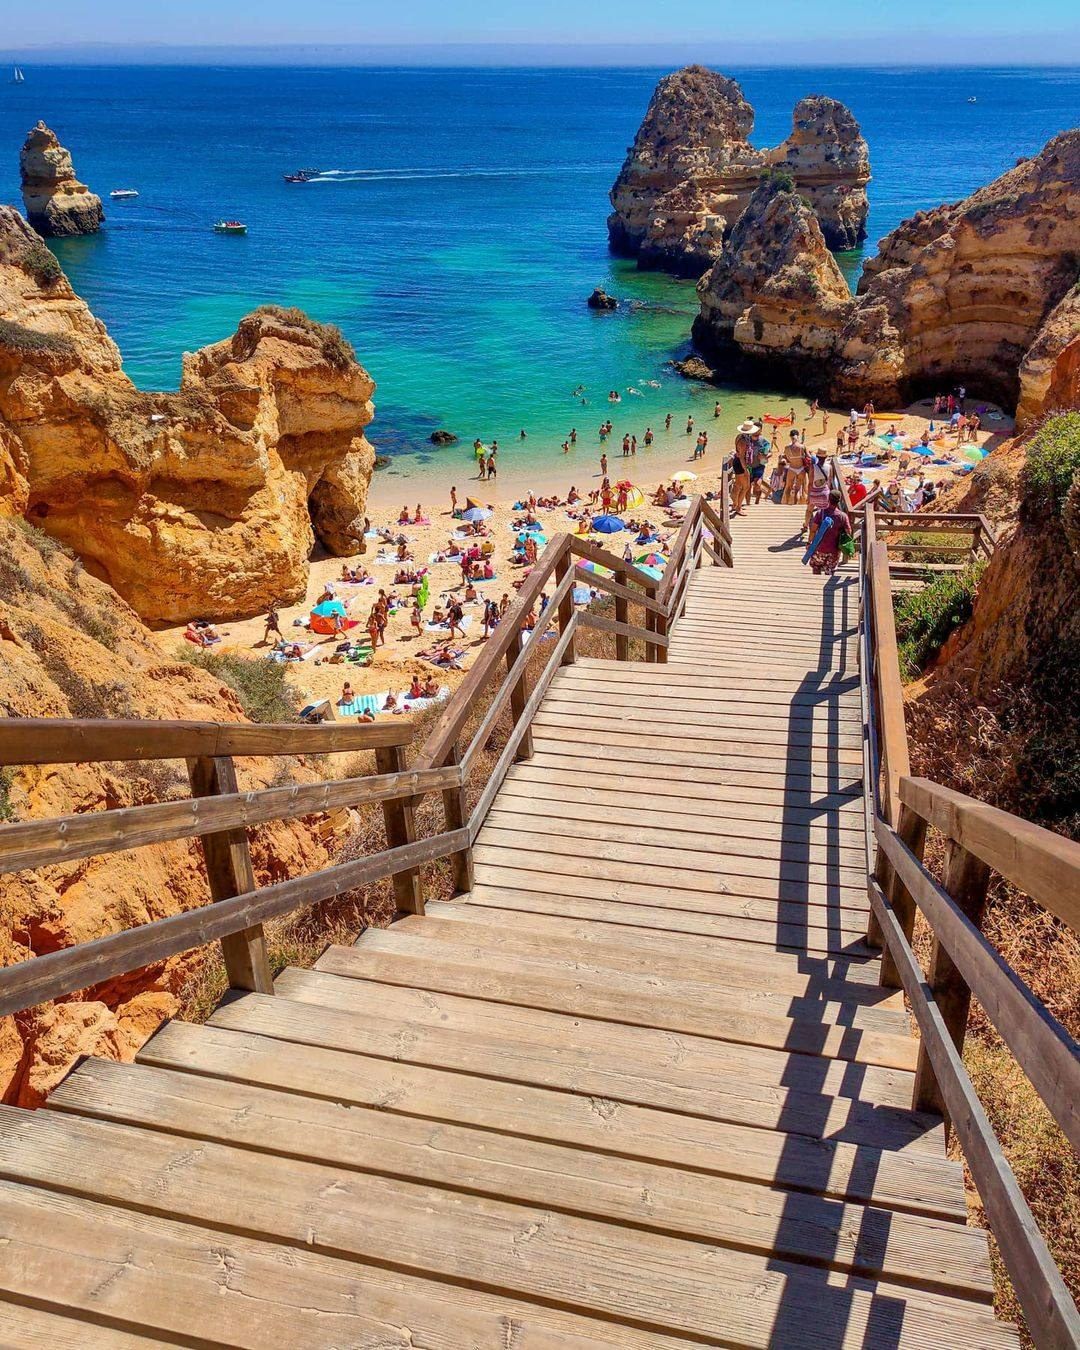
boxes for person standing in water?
[600,452,608,476]
[665,413,672,431]
[686,415,694,436]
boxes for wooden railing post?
[505,630,534,761]
[912,840,992,1124]
[553,549,576,667]
[187,754,274,994]
[614,565,629,661]
[439,742,474,895]
[644,585,658,662]
[374,743,424,915]
[876,802,928,988]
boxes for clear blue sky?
[5,0,1080,63]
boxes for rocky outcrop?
[608,66,869,275]
[1016,288,1080,429]
[19,122,104,237]
[692,181,852,385]
[690,130,1080,411]
[0,516,333,1105]
[0,207,376,623]
[587,287,618,310]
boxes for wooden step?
[482,803,866,871]
[137,1018,966,1220]
[316,939,916,1069]
[0,1153,694,1350]
[532,706,863,750]
[47,1057,990,1297]
[466,874,873,957]
[419,904,892,998]
[259,973,938,1150]
[0,1107,1011,1348]
[358,919,909,1032]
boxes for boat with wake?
[213,220,247,235]
[283,168,320,183]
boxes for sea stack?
[608,66,869,276]
[19,121,104,237]
[687,129,1080,412]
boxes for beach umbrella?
[592,515,625,534]
[572,584,593,604]
[622,487,646,509]
[577,559,612,577]
[312,599,347,618]
[636,564,664,582]
[962,446,988,463]
[635,552,667,567]
[462,505,492,522]
[672,470,697,482]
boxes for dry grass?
[908,686,1080,1343]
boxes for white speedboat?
[110,188,139,200]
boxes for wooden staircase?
[0,502,1021,1347]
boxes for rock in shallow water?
[430,429,458,444]
[587,287,619,310]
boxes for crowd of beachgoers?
[165,390,1007,719]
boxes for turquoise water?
[1,65,1076,479]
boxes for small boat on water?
[213,220,247,235]
[110,188,139,200]
[12,66,25,84]
[283,168,320,183]
[968,96,977,103]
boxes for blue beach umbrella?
[312,599,347,618]
[463,506,492,522]
[592,515,625,534]
[636,564,664,582]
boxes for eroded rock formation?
[690,130,1080,411]
[692,181,852,385]
[0,516,333,1105]
[19,121,104,237]
[1016,288,1080,429]
[608,66,869,275]
[0,207,376,623]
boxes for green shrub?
[181,649,301,723]
[760,167,796,194]
[894,562,985,679]
[1022,411,1080,517]
[22,241,63,287]
[253,304,355,370]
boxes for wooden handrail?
[855,498,1080,1343]
[899,778,1080,934]
[0,762,461,875]
[0,825,468,1019]
[0,717,411,765]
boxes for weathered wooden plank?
[49,1057,988,1293]
[188,754,273,994]
[530,722,863,771]
[0,762,460,875]
[577,613,667,647]
[0,826,468,1018]
[0,1178,682,1350]
[264,974,930,1134]
[467,874,872,956]
[867,878,1073,1349]
[316,941,917,1068]
[0,1300,158,1349]
[876,817,1080,1154]
[409,908,899,1006]
[140,1018,962,1219]
[0,717,410,765]
[482,807,865,873]
[0,1107,1009,1347]
[900,776,1080,934]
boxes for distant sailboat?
[12,66,25,84]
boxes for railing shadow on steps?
[0,486,733,1025]
[855,497,1080,1348]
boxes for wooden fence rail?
[856,509,1080,1348]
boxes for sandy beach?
[159,396,1011,715]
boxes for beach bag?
[839,530,857,560]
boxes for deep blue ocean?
[1,65,1077,477]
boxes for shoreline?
[160,395,1011,715]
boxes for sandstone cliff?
[1016,288,1080,430]
[690,129,1080,412]
[692,180,852,384]
[19,122,104,238]
[0,516,333,1106]
[608,66,869,275]
[0,206,376,624]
